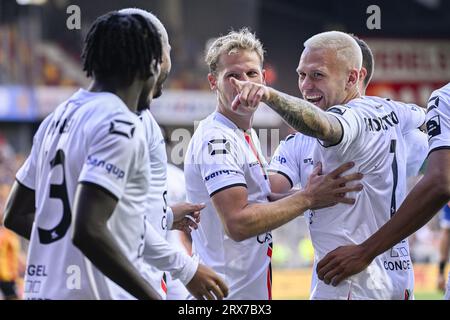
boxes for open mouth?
[305,94,323,106]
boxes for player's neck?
[217,106,253,131]
[342,89,361,104]
[88,80,141,112]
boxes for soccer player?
[268,34,427,299]
[184,29,364,299]
[165,163,192,300]
[4,11,168,300]
[315,82,450,299]
[230,31,425,299]
[351,36,428,178]
[117,8,228,300]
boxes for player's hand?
[438,274,446,292]
[186,263,229,300]
[302,161,363,210]
[316,244,371,286]
[170,202,205,233]
[229,78,270,111]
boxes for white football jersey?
[139,109,169,298]
[269,96,425,300]
[365,96,427,178]
[165,163,191,300]
[16,89,150,300]
[425,83,450,300]
[184,111,273,300]
[426,83,450,153]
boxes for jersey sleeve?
[394,102,426,134]
[426,89,450,154]
[319,105,362,155]
[404,129,428,177]
[194,130,246,197]
[16,114,54,189]
[78,115,141,200]
[268,134,300,188]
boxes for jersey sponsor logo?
[303,158,313,165]
[25,280,42,295]
[86,155,125,179]
[272,155,286,164]
[257,232,273,244]
[204,169,239,181]
[427,95,439,113]
[208,139,231,156]
[364,111,399,132]
[249,161,260,168]
[109,119,135,138]
[426,115,441,139]
[27,264,48,277]
[327,106,347,115]
[383,259,412,271]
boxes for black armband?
[439,260,446,275]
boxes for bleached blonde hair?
[205,28,264,74]
[304,31,362,70]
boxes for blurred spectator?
[0,207,22,300]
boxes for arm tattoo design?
[266,89,342,144]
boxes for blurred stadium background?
[0,0,449,299]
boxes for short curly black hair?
[81,11,162,86]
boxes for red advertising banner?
[365,39,450,106]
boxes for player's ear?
[346,69,359,90]
[208,73,217,90]
[359,67,367,83]
[150,59,161,79]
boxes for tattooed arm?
[229,78,343,145]
[266,87,342,145]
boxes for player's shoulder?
[281,132,313,146]
[363,95,424,116]
[78,92,143,140]
[430,83,450,100]
[428,83,450,113]
[193,113,238,143]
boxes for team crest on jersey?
[426,115,441,139]
[208,139,231,156]
[327,106,347,115]
[109,119,135,138]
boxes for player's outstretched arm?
[229,78,343,145]
[3,180,36,240]
[72,182,161,300]
[316,148,450,286]
[212,162,363,242]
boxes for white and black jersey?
[16,89,150,299]
[269,96,425,300]
[138,110,198,299]
[184,111,273,299]
[139,109,169,298]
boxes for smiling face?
[297,47,350,110]
[208,49,265,116]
